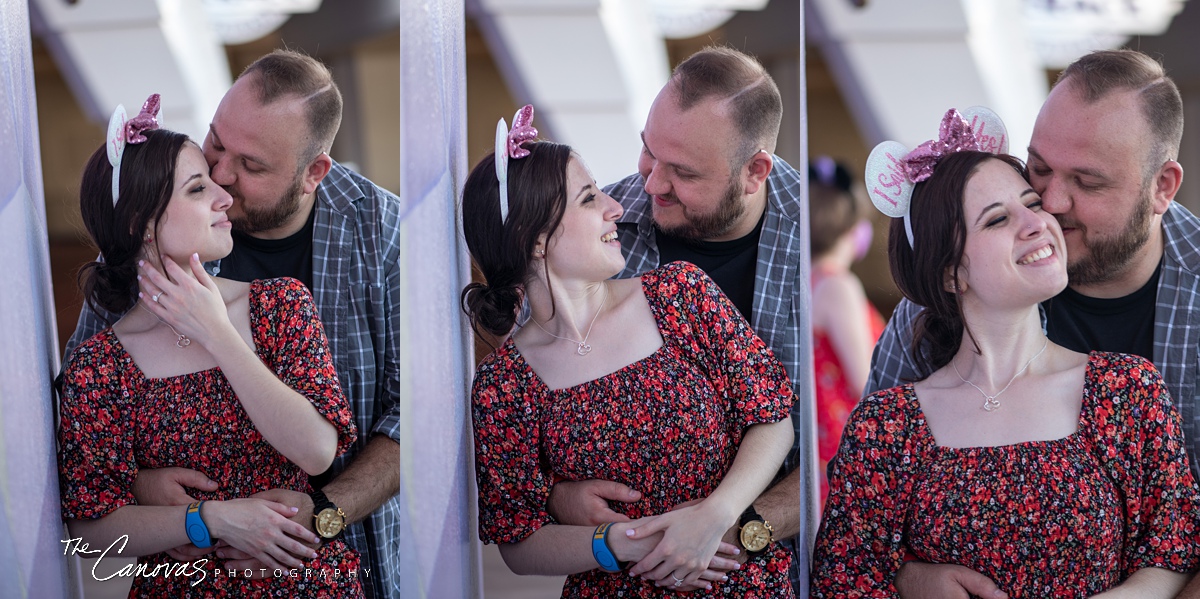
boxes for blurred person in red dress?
[807,157,885,505]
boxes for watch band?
[591,523,623,573]
[739,504,763,529]
[185,501,213,548]
[309,489,335,513]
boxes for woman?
[463,106,796,597]
[812,109,1200,598]
[59,95,361,598]
[807,157,885,504]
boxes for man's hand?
[547,480,641,526]
[216,488,317,579]
[132,467,219,506]
[134,467,221,562]
[895,561,1008,599]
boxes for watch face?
[315,508,345,538]
[740,521,771,552]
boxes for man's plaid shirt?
[606,157,815,597]
[65,162,403,599]
[866,202,1200,482]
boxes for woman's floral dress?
[473,262,797,598]
[813,352,1200,598]
[59,278,362,598]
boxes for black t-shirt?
[653,212,764,323]
[1045,260,1161,361]
[215,206,316,290]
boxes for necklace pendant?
[177,336,192,349]
[575,342,592,356]
[982,396,1001,412]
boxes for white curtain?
[0,0,73,597]
[397,0,481,597]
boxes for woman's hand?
[138,253,236,349]
[622,500,740,590]
[202,498,322,571]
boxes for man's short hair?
[239,50,344,168]
[669,46,783,171]
[1057,49,1183,180]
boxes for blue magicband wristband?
[591,522,622,572]
[185,501,213,548]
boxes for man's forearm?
[753,467,801,539]
[322,434,400,524]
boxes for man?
[545,46,813,595]
[64,50,402,599]
[866,49,1200,598]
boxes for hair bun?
[462,281,522,338]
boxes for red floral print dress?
[812,352,1200,598]
[59,278,362,598]
[473,262,797,598]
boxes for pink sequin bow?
[902,109,982,183]
[124,94,162,144]
[506,104,538,159]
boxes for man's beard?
[229,175,305,234]
[655,176,745,241]
[1065,185,1154,286]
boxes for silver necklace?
[139,303,192,348]
[531,283,608,357]
[951,338,1048,412]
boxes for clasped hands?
[133,467,318,578]
[550,480,748,592]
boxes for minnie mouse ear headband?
[865,106,1008,247]
[107,93,163,206]
[494,104,539,223]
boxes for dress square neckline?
[905,351,1098,453]
[106,279,266,383]
[506,277,667,393]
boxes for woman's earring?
[145,235,153,243]
[535,249,545,258]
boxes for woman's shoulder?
[639,261,717,303]
[842,384,923,446]
[1084,351,1173,411]
[62,329,131,395]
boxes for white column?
[0,0,74,597]
[807,0,1046,152]
[470,0,670,185]
[398,0,481,597]
[29,0,230,141]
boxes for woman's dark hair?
[887,151,1027,376]
[460,141,573,339]
[78,128,191,318]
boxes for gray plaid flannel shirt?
[65,162,403,599]
[866,202,1200,482]
[606,157,814,597]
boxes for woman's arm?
[139,256,338,474]
[626,418,793,587]
[67,499,320,570]
[1089,567,1190,599]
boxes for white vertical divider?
[0,0,73,597]
[397,1,482,598]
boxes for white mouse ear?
[865,140,914,218]
[961,105,1008,155]
[494,117,511,223]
